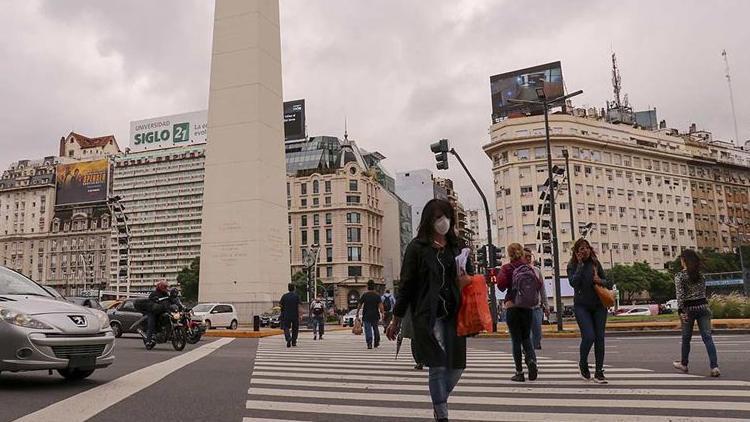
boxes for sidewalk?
[204,324,352,339]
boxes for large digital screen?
[55,160,108,205]
[284,99,306,141]
[490,61,564,122]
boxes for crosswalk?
[243,331,750,422]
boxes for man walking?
[381,289,395,333]
[524,248,549,350]
[311,295,326,340]
[279,283,301,348]
[357,280,384,349]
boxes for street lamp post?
[562,149,576,242]
[509,89,583,332]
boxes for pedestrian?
[279,283,301,348]
[672,249,720,377]
[382,289,395,333]
[496,243,540,382]
[523,248,549,350]
[567,238,611,383]
[356,280,383,349]
[386,199,473,422]
[311,295,326,340]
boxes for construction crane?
[722,49,740,146]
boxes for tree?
[648,270,675,304]
[607,263,650,303]
[666,247,750,276]
[291,270,325,301]
[177,257,200,303]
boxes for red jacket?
[496,259,525,303]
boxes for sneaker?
[579,362,591,380]
[414,363,424,370]
[286,341,291,348]
[593,371,608,384]
[367,344,373,349]
[528,361,538,381]
[374,341,380,348]
[313,335,317,340]
[511,372,525,382]
[292,342,297,347]
[672,361,688,373]
[710,367,721,378]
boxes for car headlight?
[0,306,53,330]
[92,309,110,331]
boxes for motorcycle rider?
[145,281,170,348]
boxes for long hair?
[680,249,702,284]
[568,238,597,266]
[415,199,460,248]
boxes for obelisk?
[199,0,289,321]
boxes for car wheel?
[229,320,238,330]
[58,368,95,381]
[204,320,212,330]
[110,322,123,338]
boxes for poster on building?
[129,110,208,152]
[490,61,564,122]
[284,99,306,141]
[55,160,109,205]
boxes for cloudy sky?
[1,0,748,211]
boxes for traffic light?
[477,245,488,269]
[488,243,503,267]
[430,139,450,170]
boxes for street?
[1,331,748,421]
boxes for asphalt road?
[1,332,748,422]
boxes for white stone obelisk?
[199,0,289,321]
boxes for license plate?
[68,355,97,370]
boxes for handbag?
[594,284,616,308]
[352,318,363,335]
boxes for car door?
[219,305,231,326]
[118,300,143,332]
[209,305,224,327]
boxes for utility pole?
[722,50,741,146]
[562,149,576,242]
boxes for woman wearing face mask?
[567,238,612,384]
[386,199,473,422]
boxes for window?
[313,229,320,245]
[347,227,361,242]
[313,180,319,194]
[301,183,307,195]
[348,266,362,277]
[347,212,361,224]
[326,247,333,263]
[521,205,534,212]
[313,197,319,207]
[325,181,331,193]
[346,195,360,205]
[325,197,331,206]
[301,198,307,208]
[313,214,320,226]
[520,186,533,195]
[325,229,332,244]
[325,213,332,225]
[349,180,359,192]
[301,215,307,227]
[347,246,362,261]
[326,266,333,277]
[534,147,547,159]
[301,230,308,245]
[517,149,530,160]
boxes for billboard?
[490,61,564,121]
[284,99,306,141]
[55,160,108,205]
[129,110,208,152]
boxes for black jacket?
[567,259,612,309]
[394,238,473,369]
[279,292,301,322]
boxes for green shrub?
[709,294,750,319]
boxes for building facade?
[110,144,206,293]
[484,114,750,277]
[396,169,448,237]
[286,136,404,310]
[435,177,472,247]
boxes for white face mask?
[434,216,451,236]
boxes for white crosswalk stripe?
[245,331,750,421]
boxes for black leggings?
[506,307,536,373]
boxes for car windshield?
[193,304,213,313]
[347,310,357,316]
[0,266,51,296]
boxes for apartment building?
[110,144,206,293]
[434,177,472,247]
[483,114,750,275]
[396,169,448,237]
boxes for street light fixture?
[508,89,583,332]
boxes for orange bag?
[457,275,493,337]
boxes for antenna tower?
[722,49,740,146]
[612,52,622,109]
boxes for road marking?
[249,378,750,397]
[13,338,234,422]
[252,361,650,372]
[243,419,310,422]
[247,387,750,412]
[245,400,750,422]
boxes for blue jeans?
[574,305,607,372]
[681,311,718,369]
[428,318,463,419]
[363,320,380,347]
[145,312,157,342]
[313,317,325,337]
[531,307,544,349]
[506,307,537,373]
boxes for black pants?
[281,319,299,345]
[145,312,158,342]
[574,305,607,372]
[506,307,536,373]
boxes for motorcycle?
[181,308,206,344]
[131,301,187,351]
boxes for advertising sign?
[284,99,306,141]
[129,110,208,152]
[55,160,108,205]
[490,61,564,122]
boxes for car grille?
[45,332,106,338]
[51,344,106,358]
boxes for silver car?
[0,266,115,380]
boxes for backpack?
[382,296,392,313]
[511,264,541,308]
[312,301,324,316]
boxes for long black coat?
[394,238,473,369]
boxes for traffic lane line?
[13,338,234,422]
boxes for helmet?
[156,281,169,292]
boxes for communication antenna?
[722,49,740,146]
[344,116,349,141]
[611,52,622,109]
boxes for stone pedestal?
[199,0,289,322]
